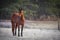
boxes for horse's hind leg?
[21,25,24,37]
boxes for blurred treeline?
[0,0,60,21]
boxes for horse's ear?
[19,8,23,13]
[19,8,23,11]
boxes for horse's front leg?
[15,24,17,36]
[11,22,15,36]
[21,24,24,37]
[18,25,20,37]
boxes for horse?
[11,12,25,37]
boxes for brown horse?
[11,9,25,37]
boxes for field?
[0,20,60,40]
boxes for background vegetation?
[0,0,60,21]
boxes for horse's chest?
[14,16,21,23]
[16,16,21,20]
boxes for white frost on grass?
[0,28,60,40]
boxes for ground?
[0,20,60,40]
[0,28,60,40]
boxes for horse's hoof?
[13,33,16,36]
[13,35,15,36]
[18,35,20,37]
[21,35,23,37]
[13,34,16,36]
[15,33,16,36]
